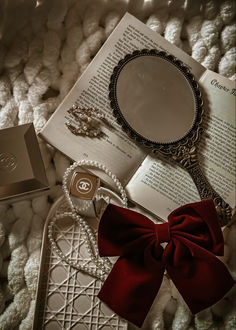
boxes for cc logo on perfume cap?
[0,152,17,172]
[70,172,100,200]
[76,177,93,194]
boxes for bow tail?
[166,247,235,314]
[98,255,165,327]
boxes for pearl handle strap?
[48,160,128,279]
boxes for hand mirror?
[109,49,232,226]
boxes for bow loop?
[98,200,234,327]
[168,199,224,256]
[98,203,156,257]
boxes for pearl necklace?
[48,160,128,281]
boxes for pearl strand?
[48,212,108,280]
[48,160,128,280]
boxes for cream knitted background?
[0,0,235,329]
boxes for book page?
[126,70,235,220]
[40,13,205,186]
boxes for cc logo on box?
[76,177,93,194]
[0,152,17,172]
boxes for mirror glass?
[116,56,196,143]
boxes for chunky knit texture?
[0,0,235,329]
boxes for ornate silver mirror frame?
[109,49,232,226]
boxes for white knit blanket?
[0,0,235,329]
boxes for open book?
[40,13,236,221]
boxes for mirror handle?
[172,147,232,226]
[188,163,232,227]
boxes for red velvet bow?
[97,199,235,327]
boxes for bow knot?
[155,222,170,243]
[98,200,234,327]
